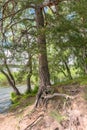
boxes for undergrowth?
[10,76,87,111]
[10,86,38,111]
[53,76,87,87]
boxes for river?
[0,86,26,114]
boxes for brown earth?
[0,85,87,130]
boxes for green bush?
[10,92,21,104]
[32,85,38,94]
[23,86,38,99]
[11,92,17,98]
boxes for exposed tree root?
[24,93,77,130]
[35,92,77,108]
[34,85,51,108]
[24,114,44,130]
[43,93,76,108]
[44,93,75,100]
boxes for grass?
[10,93,35,111]
[50,110,65,123]
[0,73,9,86]
[9,85,38,111]
[10,92,22,103]
[53,75,87,87]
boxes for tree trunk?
[82,47,87,74]
[0,70,20,95]
[35,6,51,107]
[26,74,31,93]
[59,67,67,78]
[25,30,32,93]
[64,61,73,80]
[26,53,32,93]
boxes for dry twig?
[24,114,44,130]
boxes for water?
[0,86,26,114]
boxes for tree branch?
[0,69,13,87]
[0,5,35,22]
[40,0,61,8]
[9,18,35,28]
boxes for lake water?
[0,86,26,114]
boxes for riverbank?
[0,84,87,130]
[0,85,27,114]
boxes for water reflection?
[0,86,26,114]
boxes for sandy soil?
[0,85,87,130]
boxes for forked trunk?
[83,47,87,74]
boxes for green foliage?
[11,92,17,99]
[31,85,38,94]
[10,86,38,107]
[0,73,8,86]
[1,0,87,112]
[25,85,38,96]
[13,72,23,83]
[10,92,21,103]
[73,76,87,85]
[10,91,36,111]
[53,76,87,87]
[10,102,20,109]
[53,79,73,87]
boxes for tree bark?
[35,5,51,107]
[82,47,87,74]
[26,53,32,93]
[26,74,31,93]
[0,70,20,95]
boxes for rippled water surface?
[0,86,26,114]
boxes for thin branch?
[48,6,56,14]
[40,0,61,8]
[2,0,15,8]
[0,0,62,22]
[24,114,44,130]
[0,9,21,21]
[8,18,35,28]
[0,5,35,22]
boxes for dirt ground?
[0,85,87,130]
